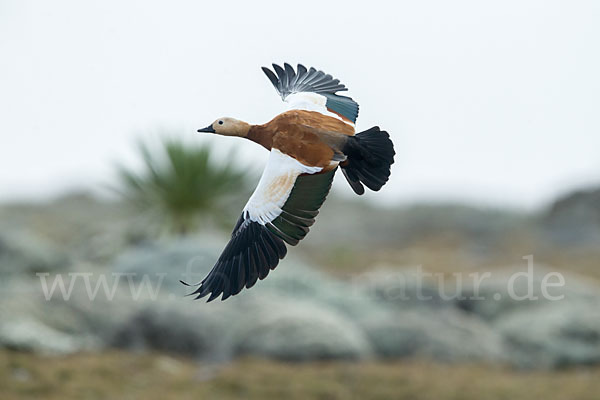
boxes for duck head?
[198,117,250,137]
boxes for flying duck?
[187,63,395,301]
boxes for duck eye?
[218,120,224,125]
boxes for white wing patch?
[243,149,322,225]
[284,92,355,127]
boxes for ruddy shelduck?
[186,63,395,301]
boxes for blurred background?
[1,1,599,399]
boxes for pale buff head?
[198,117,250,137]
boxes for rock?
[37,281,138,341]
[109,299,229,358]
[495,300,600,368]
[0,231,70,276]
[543,187,600,245]
[357,308,507,363]
[111,235,222,294]
[0,318,85,354]
[455,265,600,321]
[0,275,129,351]
[231,295,373,361]
[356,267,454,309]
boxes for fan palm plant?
[117,138,251,235]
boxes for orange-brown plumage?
[247,110,354,169]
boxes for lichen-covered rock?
[543,187,600,245]
[231,295,373,361]
[0,231,70,276]
[111,235,222,293]
[0,318,89,354]
[495,300,600,368]
[109,299,229,358]
[357,268,455,309]
[455,265,599,321]
[357,308,507,363]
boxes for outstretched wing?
[262,63,359,124]
[188,149,336,302]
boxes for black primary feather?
[186,169,336,302]
[261,63,359,123]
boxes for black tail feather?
[341,126,395,195]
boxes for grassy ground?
[2,349,599,400]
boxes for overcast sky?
[1,0,599,210]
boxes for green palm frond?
[116,137,252,235]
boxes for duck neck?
[246,124,274,150]
[227,121,251,138]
